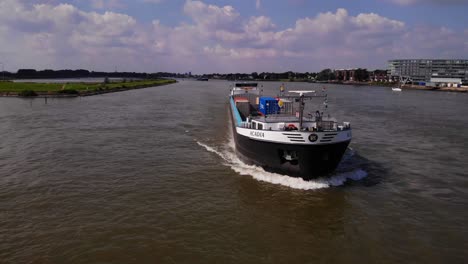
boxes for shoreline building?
[369,69,388,82]
[388,59,468,85]
[335,69,357,81]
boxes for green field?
[0,79,176,94]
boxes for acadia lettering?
[250,131,264,138]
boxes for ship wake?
[196,140,367,190]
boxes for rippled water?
[1,80,467,263]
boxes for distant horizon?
[2,68,384,76]
[3,60,467,76]
[1,0,467,73]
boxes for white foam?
[196,141,225,157]
[196,140,367,190]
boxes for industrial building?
[388,59,468,85]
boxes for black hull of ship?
[229,109,350,180]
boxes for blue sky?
[0,0,467,73]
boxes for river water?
[0,80,467,263]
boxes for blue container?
[259,97,279,115]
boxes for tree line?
[0,68,387,82]
[0,69,189,80]
[199,68,384,82]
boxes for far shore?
[0,79,177,98]
[222,78,468,93]
[399,84,468,92]
[322,81,468,92]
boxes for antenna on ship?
[288,90,315,130]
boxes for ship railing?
[313,121,351,131]
[275,121,349,132]
[243,117,350,132]
[240,121,251,128]
[258,114,329,122]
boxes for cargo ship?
[229,83,352,180]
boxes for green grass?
[0,82,64,92]
[0,79,176,94]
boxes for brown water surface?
[0,80,467,263]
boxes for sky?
[0,0,467,73]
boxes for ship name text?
[250,131,265,138]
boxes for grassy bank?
[0,79,176,97]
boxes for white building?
[388,59,468,84]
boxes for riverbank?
[0,79,176,97]
[319,81,468,93]
[400,84,468,92]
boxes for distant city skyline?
[0,0,467,73]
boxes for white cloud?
[183,0,240,31]
[351,13,404,31]
[245,16,275,33]
[0,0,144,70]
[295,8,349,34]
[0,0,466,73]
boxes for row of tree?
[0,68,385,82]
[193,71,315,81]
[0,69,190,80]
[199,69,380,82]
